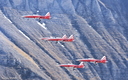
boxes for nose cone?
[41,38,46,40]
[76,59,82,62]
[22,16,26,18]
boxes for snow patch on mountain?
[37,21,47,30]
[18,30,31,40]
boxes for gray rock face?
[0,0,128,80]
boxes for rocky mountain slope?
[0,0,128,80]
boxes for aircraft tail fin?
[45,12,50,17]
[101,56,106,60]
[79,62,84,66]
[62,35,67,39]
[68,35,74,39]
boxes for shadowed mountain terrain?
[0,0,128,80]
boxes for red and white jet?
[41,35,67,41]
[77,56,107,64]
[41,35,74,43]
[59,62,84,70]
[22,12,51,21]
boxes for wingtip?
[56,65,60,67]
[21,16,25,18]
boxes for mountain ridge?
[0,0,128,80]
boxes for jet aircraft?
[59,62,84,70]
[22,12,51,21]
[77,56,107,64]
[41,35,74,43]
[41,35,67,42]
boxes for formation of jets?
[22,12,108,70]
[58,56,107,70]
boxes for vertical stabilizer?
[79,62,84,66]
[101,56,106,60]
[45,12,50,17]
[62,35,67,39]
[68,35,74,39]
